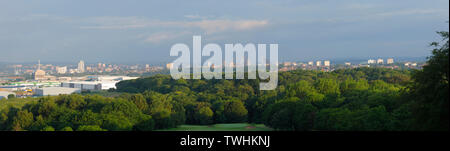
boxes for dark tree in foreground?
[7,94,15,99]
[410,31,449,131]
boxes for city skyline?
[0,0,448,63]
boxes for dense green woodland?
[0,32,448,131]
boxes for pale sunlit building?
[78,60,85,73]
[377,58,384,64]
[56,66,67,74]
[324,60,330,67]
[387,58,394,64]
[316,61,321,66]
[166,63,174,69]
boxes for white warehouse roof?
[35,87,81,96]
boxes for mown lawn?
[158,123,273,131]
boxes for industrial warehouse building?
[60,76,137,91]
[61,81,117,91]
[61,81,102,90]
[35,87,81,96]
[86,75,138,81]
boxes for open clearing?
[158,123,273,131]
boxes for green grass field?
[158,123,273,131]
[0,98,37,111]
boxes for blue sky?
[0,0,448,64]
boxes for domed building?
[34,69,46,80]
[34,60,46,81]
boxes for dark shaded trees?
[409,31,449,131]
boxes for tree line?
[0,32,447,131]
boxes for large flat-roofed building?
[60,76,138,91]
[61,81,103,90]
[86,76,138,81]
[61,80,124,91]
[35,87,81,96]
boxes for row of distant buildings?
[278,58,423,72]
[52,60,86,74]
[367,58,394,64]
[164,58,422,72]
[279,60,332,72]
[10,60,165,77]
[305,60,331,67]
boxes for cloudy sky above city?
[0,0,448,63]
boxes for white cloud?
[185,19,269,34]
[375,9,448,17]
[79,16,152,29]
[143,31,191,44]
[184,14,206,20]
[79,16,270,33]
[295,8,448,24]
[343,3,377,10]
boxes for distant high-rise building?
[387,58,394,64]
[228,62,235,68]
[324,60,330,67]
[368,59,376,64]
[283,62,292,66]
[166,63,174,69]
[78,60,85,73]
[308,61,314,66]
[316,61,321,66]
[56,66,67,74]
[345,62,351,66]
[377,58,384,64]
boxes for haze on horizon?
[0,0,448,64]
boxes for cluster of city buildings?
[278,58,423,72]
[0,60,141,99]
[165,57,423,73]
[10,60,164,77]
[1,75,138,98]
[279,60,332,71]
[367,58,395,64]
